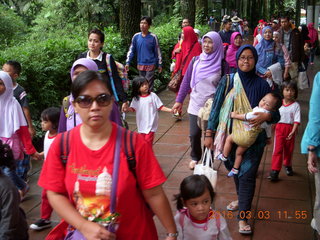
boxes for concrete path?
[25,59,320,240]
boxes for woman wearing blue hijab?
[255,26,290,87]
[204,45,280,235]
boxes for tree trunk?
[196,0,208,24]
[119,0,141,46]
[181,0,196,27]
[295,0,301,26]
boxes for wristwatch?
[307,147,316,152]
[166,232,179,237]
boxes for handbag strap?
[106,54,119,102]
[110,125,122,214]
[202,148,213,167]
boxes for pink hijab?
[308,23,318,44]
[225,32,242,68]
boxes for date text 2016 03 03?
[209,210,308,220]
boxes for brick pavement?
[24,60,320,240]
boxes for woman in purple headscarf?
[172,31,224,169]
[58,58,122,133]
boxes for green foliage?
[0,5,27,47]
[151,18,181,85]
[0,35,84,118]
[31,0,119,33]
[103,26,127,62]
[194,24,211,37]
[196,7,206,25]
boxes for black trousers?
[189,114,202,161]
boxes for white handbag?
[297,63,309,90]
[193,148,218,191]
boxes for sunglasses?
[75,93,112,108]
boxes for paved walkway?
[25,60,320,240]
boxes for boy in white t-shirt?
[30,107,60,231]
[127,77,172,145]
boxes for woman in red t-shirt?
[39,70,177,240]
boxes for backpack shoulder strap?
[60,131,71,166]
[105,53,119,102]
[123,128,137,178]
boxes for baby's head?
[258,92,282,111]
[175,175,214,220]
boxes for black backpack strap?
[60,131,70,166]
[124,129,136,178]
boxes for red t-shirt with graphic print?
[39,123,166,239]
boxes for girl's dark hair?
[281,80,298,99]
[174,175,215,210]
[71,70,113,100]
[131,76,149,100]
[41,107,61,130]
[0,140,16,171]
[88,28,105,43]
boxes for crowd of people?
[0,13,319,240]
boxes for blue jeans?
[16,154,30,181]
[1,166,26,190]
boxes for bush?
[0,5,27,47]
[0,35,84,118]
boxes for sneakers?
[217,153,228,162]
[228,168,239,177]
[30,219,52,231]
[285,166,294,176]
[189,160,197,170]
[268,170,279,181]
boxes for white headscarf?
[0,71,27,138]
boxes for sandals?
[239,221,252,235]
[226,200,239,211]
[189,160,197,170]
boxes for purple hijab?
[190,31,224,88]
[70,58,98,80]
[66,59,98,131]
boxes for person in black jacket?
[78,28,129,112]
[0,140,28,240]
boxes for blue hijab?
[235,45,271,108]
[255,26,275,72]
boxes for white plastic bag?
[194,148,218,190]
[297,63,309,90]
